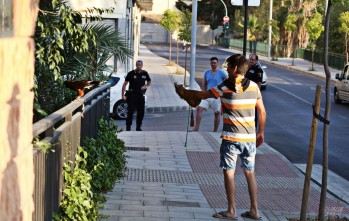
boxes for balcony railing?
[32,83,111,221]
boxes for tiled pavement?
[101,132,349,221]
[101,44,349,220]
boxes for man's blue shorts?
[220,139,256,171]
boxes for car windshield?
[109,77,120,87]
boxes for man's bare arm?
[256,98,266,147]
[202,79,207,91]
[122,81,128,100]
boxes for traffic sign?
[223,16,230,22]
[231,0,260,6]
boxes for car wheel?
[334,87,342,104]
[113,100,128,120]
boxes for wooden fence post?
[300,85,322,221]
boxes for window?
[0,0,13,37]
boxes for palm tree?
[34,0,132,121]
[61,23,132,81]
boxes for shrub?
[53,146,102,221]
[83,118,127,194]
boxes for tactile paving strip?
[187,151,221,174]
[125,146,150,151]
[125,168,223,185]
[125,168,303,188]
[187,151,299,178]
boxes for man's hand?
[174,82,202,107]
[256,132,264,147]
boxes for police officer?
[246,54,263,89]
[122,60,151,131]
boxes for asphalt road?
[118,43,349,181]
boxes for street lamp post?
[267,0,273,60]
[243,0,248,56]
[220,0,228,38]
[220,0,228,16]
[189,0,198,90]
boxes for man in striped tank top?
[174,54,266,220]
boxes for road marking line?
[269,84,325,111]
[270,84,348,120]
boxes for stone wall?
[0,0,38,220]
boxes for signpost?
[231,0,260,6]
[242,0,248,56]
[230,0,260,56]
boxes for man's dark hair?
[210,57,219,62]
[226,54,249,75]
[249,54,259,61]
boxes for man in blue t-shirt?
[193,57,228,132]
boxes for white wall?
[141,0,179,14]
[140,23,167,43]
[67,0,134,74]
[140,23,224,45]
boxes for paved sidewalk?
[101,44,349,221]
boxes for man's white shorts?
[198,98,221,113]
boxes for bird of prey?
[64,80,104,97]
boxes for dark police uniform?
[245,64,263,86]
[245,64,263,129]
[125,69,151,130]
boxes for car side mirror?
[335,73,340,80]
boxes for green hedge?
[54,119,126,221]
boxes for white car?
[222,57,268,90]
[334,63,349,104]
[109,73,128,120]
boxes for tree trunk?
[345,33,348,63]
[169,31,172,65]
[176,38,179,73]
[184,47,188,86]
[319,1,332,220]
[300,85,322,221]
[311,49,315,71]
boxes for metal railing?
[32,83,111,221]
[219,37,346,70]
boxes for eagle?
[64,80,104,97]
